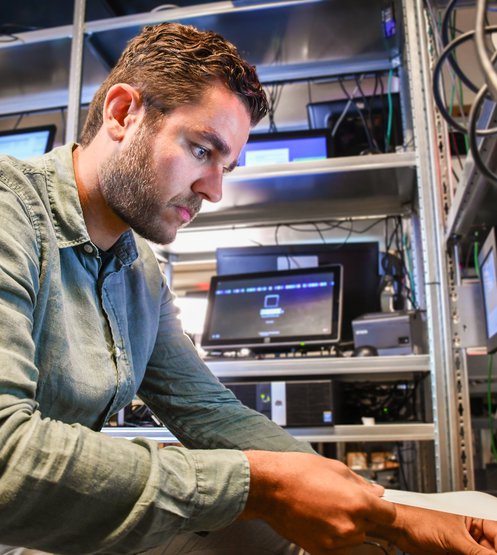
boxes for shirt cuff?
[190,448,250,530]
[157,446,250,533]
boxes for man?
[0,21,496,555]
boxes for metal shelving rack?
[0,0,464,492]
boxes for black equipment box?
[225,379,339,427]
[352,310,427,356]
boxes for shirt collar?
[43,143,138,265]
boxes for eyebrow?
[198,130,239,172]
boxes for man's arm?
[372,504,497,555]
[241,450,394,553]
[241,450,497,555]
[0,182,266,552]
[138,278,316,455]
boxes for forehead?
[165,84,251,139]
[169,84,250,129]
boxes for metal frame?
[56,0,463,489]
[402,0,462,491]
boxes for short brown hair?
[79,22,268,146]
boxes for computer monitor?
[478,228,497,354]
[216,242,381,343]
[307,93,403,156]
[0,125,56,160]
[201,265,343,353]
[238,129,332,167]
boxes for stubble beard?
[98,124,201,245]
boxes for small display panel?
[201,265,343,353]
[479,228,497,354]
[237,130,331,167]
[0,125,56,160]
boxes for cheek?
[154,154,193,199]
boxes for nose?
[191,166,223,203]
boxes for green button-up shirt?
[0,144,313,554]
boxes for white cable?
[330,76,364,138]
[151,4,179,12]
[475,0,497,100]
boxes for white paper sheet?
[383,489,497,520]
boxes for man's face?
[98,84,251,244]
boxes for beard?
[98,123,201,245]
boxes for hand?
[240,451,396,554]
[373,504,497,554]
[467,517,497,551]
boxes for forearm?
[0,407,251,553]
[240,451,497,555]
[366,504,497,555]
[141,331,316,454]
[240,450,395,554]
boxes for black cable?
[265,83,284,133]
[441,0,479,93]
[395,442,410,490]
[376,73,390,151]
[337,77,377,153]
[13,114,24,130]
[433,25,497,133]
[354,75,381,152]
[0,23,37,43]
[475,0,497,101]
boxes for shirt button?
[83,243,94,254]
[115,346,122,359]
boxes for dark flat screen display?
[216,242,380,343]
[201,266,342,352]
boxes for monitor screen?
[216,242,380,343]
[479,228,497,353]
[201,265,343,353]
[238,129,331,167]
[0,125,56,160]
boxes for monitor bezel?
[201,265,343,352]
[0,124,56,158]
[215,242,380,343]
[479,228,497,354]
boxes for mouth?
[170,196,202,226]
[174,204,201,225]
[176,205,193,223]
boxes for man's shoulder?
[0,153,49,213]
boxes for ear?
[102,83,143,142]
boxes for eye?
[192,144,209,161]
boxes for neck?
[72,143,128,251]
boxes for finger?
[482,519,497,550]
[467,517,484,543]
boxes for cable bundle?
[432,0,497,183]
